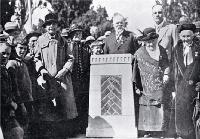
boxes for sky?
[92,0,157,33]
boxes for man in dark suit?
[103,13,139,55]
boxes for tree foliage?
[157,0,200,24]
[52,0,112,38]
[52,0,93,28]
[71,6,113,38]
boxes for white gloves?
[37,75,47,89]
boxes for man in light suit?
[103,13,139,55]
[152,4,179,138]
[152,4,178,62]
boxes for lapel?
[175,42,186,74]
[157,21,169,43]
[191,40,198,58]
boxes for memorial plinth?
[86,54,137,138]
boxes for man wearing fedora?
[103,12,139,55]
[34,13,78,123]
[132,27,170,138]
[173,23,200,139]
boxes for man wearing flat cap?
[173,23,200,139]
[34,13,77,123]
[4,22,21,59]
[132,27,170,138]
[103,12,139,55]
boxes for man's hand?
[37,75,47,89]
[40,69,49,76]
[55,68,68,79]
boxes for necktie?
[183,45,193,66]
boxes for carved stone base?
[86,115,137,138]
[86,54,137,138]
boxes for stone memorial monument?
[86,54,137,138]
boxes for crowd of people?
[1,3,200,139]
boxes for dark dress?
[173,39,200,138]
[133,45,170,131]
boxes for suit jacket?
[104,30,139,55]
[156,21,178,61]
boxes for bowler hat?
[4,22,19,33]
[42,13,58,27]
[178,23,196,33]
[137,28,159,41]
[68,24,83,36]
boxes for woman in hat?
[68,24,91,127]
[132,27,170,138]
[34,13,77,122]
[173,23,200,139]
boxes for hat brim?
[4,29,19,34]
[68,29,83,35]
[26,32,41,40]
[42,19,58,27]
[137,34,159,41]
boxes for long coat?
[6,57,33,126]
[132,45,170,131]
[1,65,20,131]
[6,58,33,104]
[173,39,200,138]
[34,32,78,120]
[103,30,139,55]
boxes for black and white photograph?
[1,0,200,139]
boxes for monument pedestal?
[86,54,138,138]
